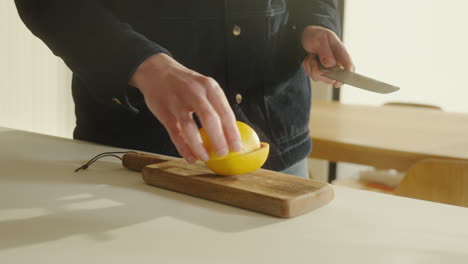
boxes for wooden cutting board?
[123,153,334,218]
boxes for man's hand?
[129,53,242,163]
[301,25,354,88]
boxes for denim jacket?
[15,0,340,171]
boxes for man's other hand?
[301,25,354,88]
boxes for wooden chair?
[333,159,468,207]
[328,102,468,207]
[394,159,468,207]
[383,102,442,111]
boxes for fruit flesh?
[200,121,261,160]
[204,142,270,176]
[199,121,269,175]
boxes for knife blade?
[319,64,400,94]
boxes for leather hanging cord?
[75,151,136,172]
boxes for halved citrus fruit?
[199,121,269,176]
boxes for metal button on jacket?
[232,25,241,36]
[112,97,122,105]
[235,93,242,104]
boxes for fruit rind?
[205,142,270,176]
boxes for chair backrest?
[394,159,468,207]
[383,102,442,111]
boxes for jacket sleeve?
[291,0,342,37]
[14,0,171,112]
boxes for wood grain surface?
[310,101,468,170]
[122,152,334,218]
[394,159,468,207]
[123,152,169,172]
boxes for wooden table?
[309,101,468,171]
[1,127,468,263]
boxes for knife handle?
[318,62,343,73]
[122,152,168,172]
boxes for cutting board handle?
[122,152,167,172]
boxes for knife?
[319,63,400,94]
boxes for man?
[15,0,353,177]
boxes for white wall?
[338,0,468,178]
[0,1,74,138]
[342,0,468,113]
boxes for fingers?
[169,102,211,162]
[177,76,240,160]
[135,54,240,163]
[317,41,336,68]
[332,43,355,88]
[302,55,336,86]
[302,26,336,68]
[333,81,344,88]
[334,44,355,72]
[205,78,242,153]
[164,121,197,163]
[302,26,355,88]
[188,96,229,158]
[158,109,198,163]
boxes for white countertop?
[1,128,467,264]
